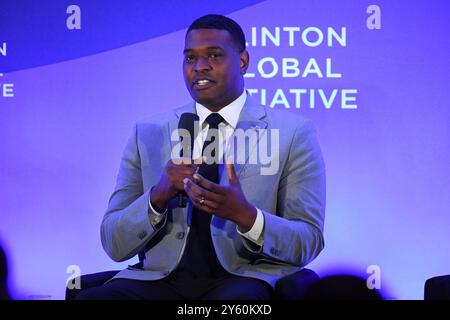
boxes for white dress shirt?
[149,90,264,246]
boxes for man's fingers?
[170,157,202,167]
[226,159,239,185]
[170,157,193,165]
[192,173,225,195]
[173,181,185,192]
[168,167,197,176]
[170,173,197,191]
[183,178,222,202]
[183,179,216,213]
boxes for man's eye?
[185,56,195,63]
[208,53,221,59]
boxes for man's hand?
[151,157,203,211]
[183,161,257,233]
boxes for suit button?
[138,230,147,240]
[176,232,185,239]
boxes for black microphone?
[177,113,199,208]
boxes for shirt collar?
[195,90,247,129]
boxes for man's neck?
[202,90,244,112]
[205,105,225,113]
[195,90,247,129]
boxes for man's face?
[183,28,249,111]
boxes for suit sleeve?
[101,123,166,262]
[243,120,326,267]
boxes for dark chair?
[66,270,120,300]
[0,243,10,300]
[424,275,450,300]
[302,274,383,300]
[274,268,320,299]
[65,268,320,300]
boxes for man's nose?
[194,56,212,72]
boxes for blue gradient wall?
[0,0,449,299]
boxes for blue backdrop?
[1,0,449,299]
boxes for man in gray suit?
[77,14,325,300]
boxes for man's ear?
[239,50,250,74]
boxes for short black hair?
[186,14,246,52]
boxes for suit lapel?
[220,95,268,185]
[167,102,197,155]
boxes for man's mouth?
[193,79,216,90]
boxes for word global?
[245,57,342,79]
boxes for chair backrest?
[425,275,450,300]
[0,243,10,300]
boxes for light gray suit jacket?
[101,95,326,287]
